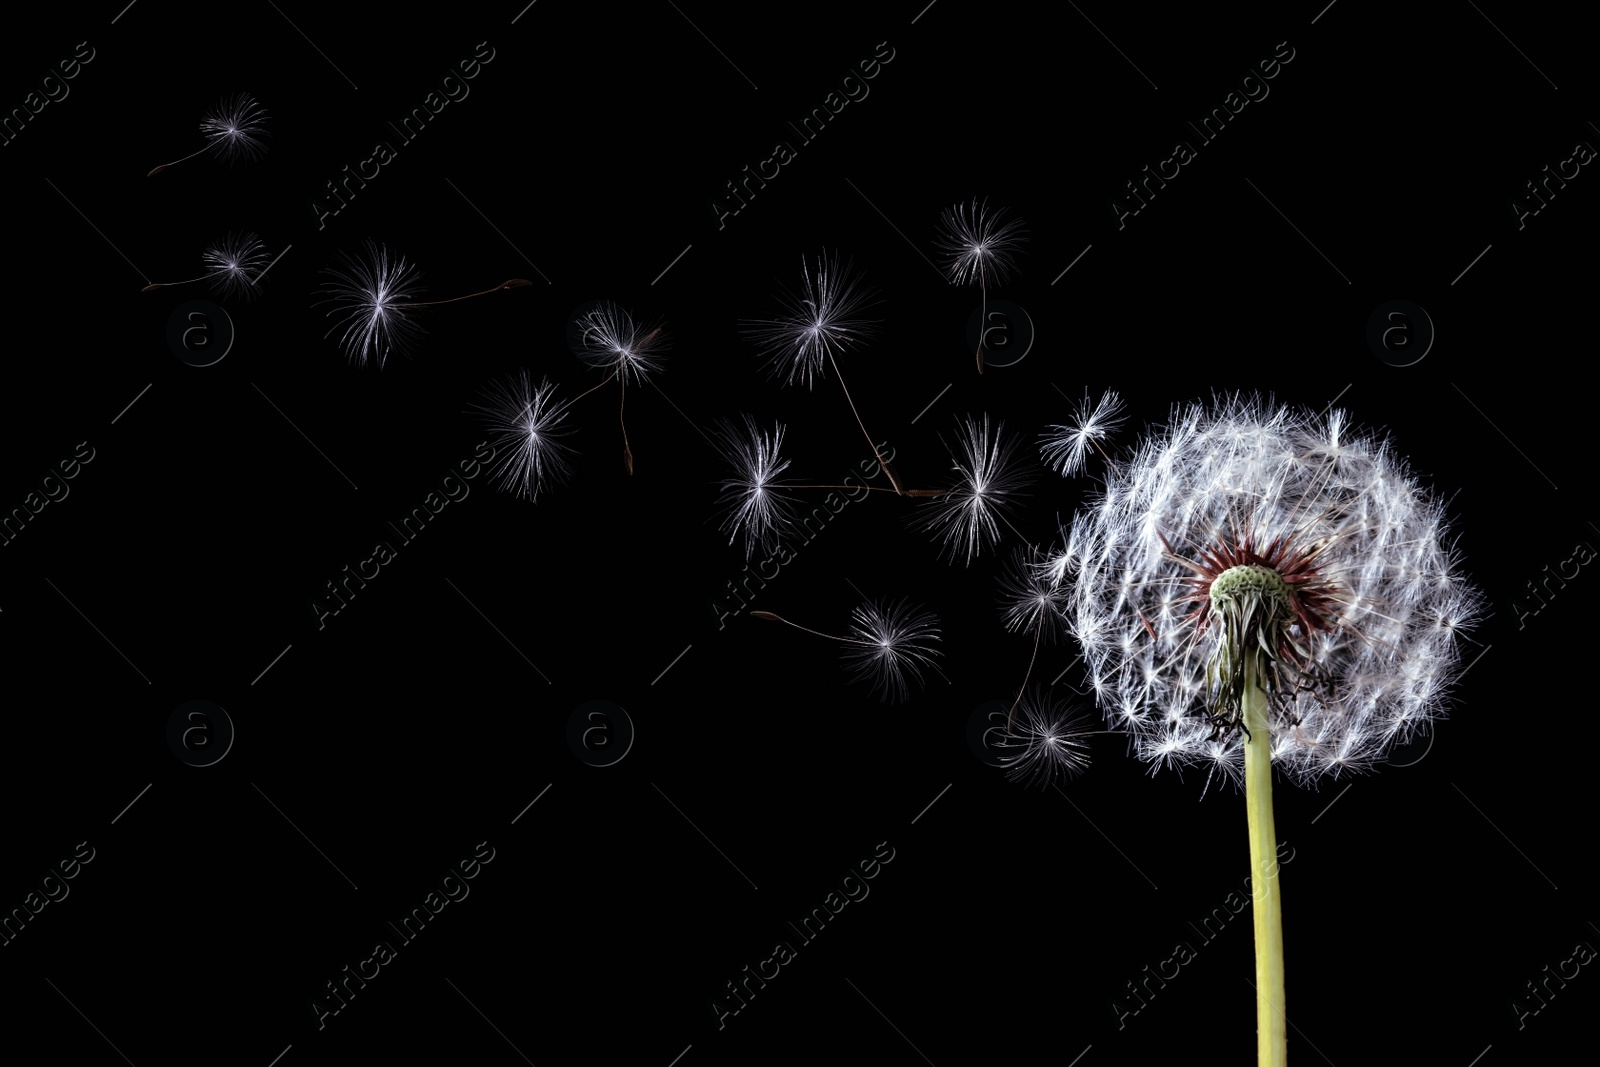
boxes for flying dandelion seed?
[566,300,669,475]
[999,545,1073,640]
[316,242,530,368]
[573,301,669,384]
[142,232,270,301]
[468,370,574,502]
[842,597,944,703]
[712,415,799,560]
[148,92,271,176]
[934,198,1027,374]
[1000,688,1095,788]
[917,414,1034,565]
[315,242,427,368]
[996,545,1076,724]
[750,597,944,704]
[742,249,880,389]
[1040,389,1128,476]
[1044,391,1485,1066]
[741,251,901,492]
[710,415,948,560]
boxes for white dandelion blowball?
[1050,393,1486,790]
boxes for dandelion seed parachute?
[934,198,1027,288]
[841,598,944,703]
[742,249,880,389]
[468,370,574,502]
[934,198,1026,374]
[315,242,427,368]
[917,414,1033,565]
[148,93,270,176]
[573,301,669,384]
[142,232,270,300]
[712,415,798,560]
[1000,688,1095,788]
[1039,390,1128,476]
[998,546,1074,641]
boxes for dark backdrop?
[1,3,1591,1065]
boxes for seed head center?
[1209,563,1290,610]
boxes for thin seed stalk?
[1243,649,1287,1067]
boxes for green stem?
[1244,650,1287,1067]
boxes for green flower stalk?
[1243,649,1286,1066]
[1026,394,1485,1064]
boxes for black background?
[1,2,1593,1065]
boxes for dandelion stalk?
[1243,648,1287,1067]
[1037,394,1487,1062]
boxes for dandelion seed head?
[742,250,880,389]
[468,370,574,502]
[712,415,798,560]
[934,198,1027,287]
[316,241,426,368]
[1052,393,1486,788]
[843,598,943,703]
